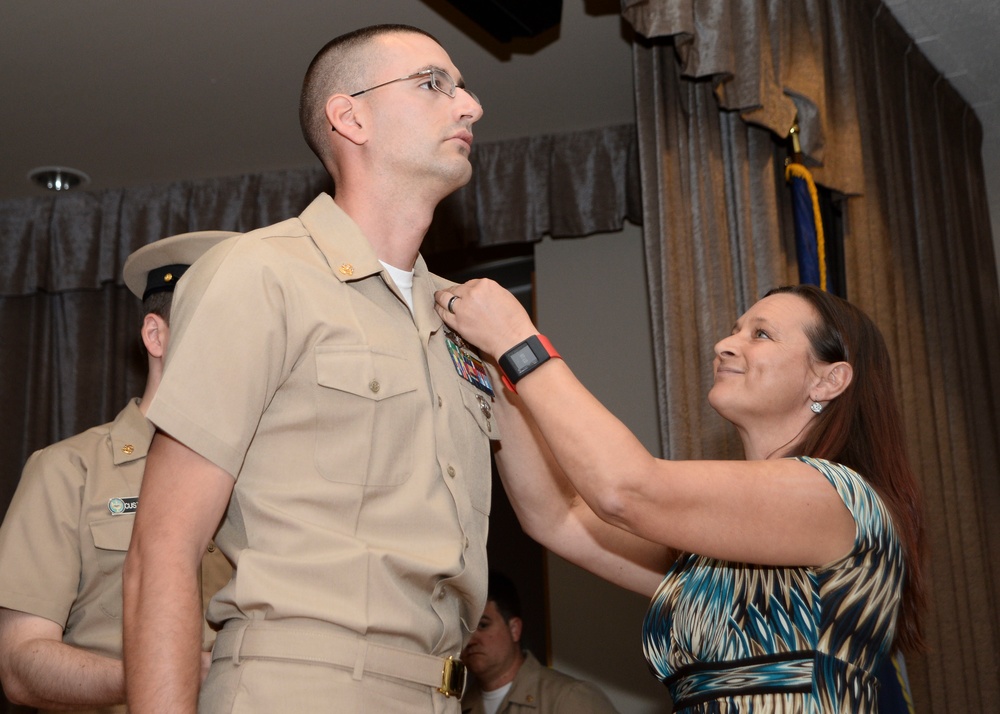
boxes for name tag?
[108,497,139,515]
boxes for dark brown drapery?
[625,0,1000,710]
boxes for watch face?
[509,344,537,373]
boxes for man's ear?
[813,361,853,402]
[327,94,365,144]
[508,616,523,644]
[141,313,168,358]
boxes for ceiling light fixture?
[27,166,91,192]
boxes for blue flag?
[785,162,826,290]
[875,652,916,714]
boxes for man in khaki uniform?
[123,24,496,714]
[461,572,619,714]
[0,231,235,713]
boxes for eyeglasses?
[349,67,480,107]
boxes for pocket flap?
[315,347,418,401]
[90,515,134,552]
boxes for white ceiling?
[0,0,633,200]
[2,0,997,259]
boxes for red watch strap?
[500,334,560,394]
[536,334,559,357]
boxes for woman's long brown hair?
[766,285,926,654]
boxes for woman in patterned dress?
[436,283,925,713]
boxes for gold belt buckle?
[439,655,467,698]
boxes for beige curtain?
[632,44,792,461]
[624,0,1000,710]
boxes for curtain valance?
[622,0,864,195]
[0,123,640,297]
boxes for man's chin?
[441,162,474,193]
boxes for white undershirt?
[480,682,513,714]
[380,261,414,312]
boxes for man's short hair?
[487,570,522,624]
[142,290,174,324]
[299,24,439,164]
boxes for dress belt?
[212,621,467,698]
[665,652,814,710]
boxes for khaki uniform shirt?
[462,652,619,714]
[0,400,230,714]
[147,194,497,661]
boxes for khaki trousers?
[200,619,463,714]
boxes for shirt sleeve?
[0,447,85,626]
[147,236,290,477]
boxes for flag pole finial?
[788,120,803,160]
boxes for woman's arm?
[491,369,673,597]
[438,280,856,567]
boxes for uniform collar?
[299,193,389,283]
[503,651,544,708]
[300,193,448,334]
[109,398,155,466]
[462,652,544,713]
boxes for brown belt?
[212,622,467,698]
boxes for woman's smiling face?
[708,292,824,427]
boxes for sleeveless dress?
[642,457,904,713]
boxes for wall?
[532,223,671,713]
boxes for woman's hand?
[434,278,537,358]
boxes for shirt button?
[438,587,447,599]
[447,465,456,478]
[369,380,380,393]
[207,543,216,553]
[438,395,443,407]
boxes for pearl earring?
[810,401,823,414]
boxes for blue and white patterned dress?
[642,457,904,713]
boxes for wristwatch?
[498,334,560,393]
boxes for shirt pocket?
[456,381,500,440]
[314,346,420,486]
[456,381,498,515]
[89,515,133,618]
